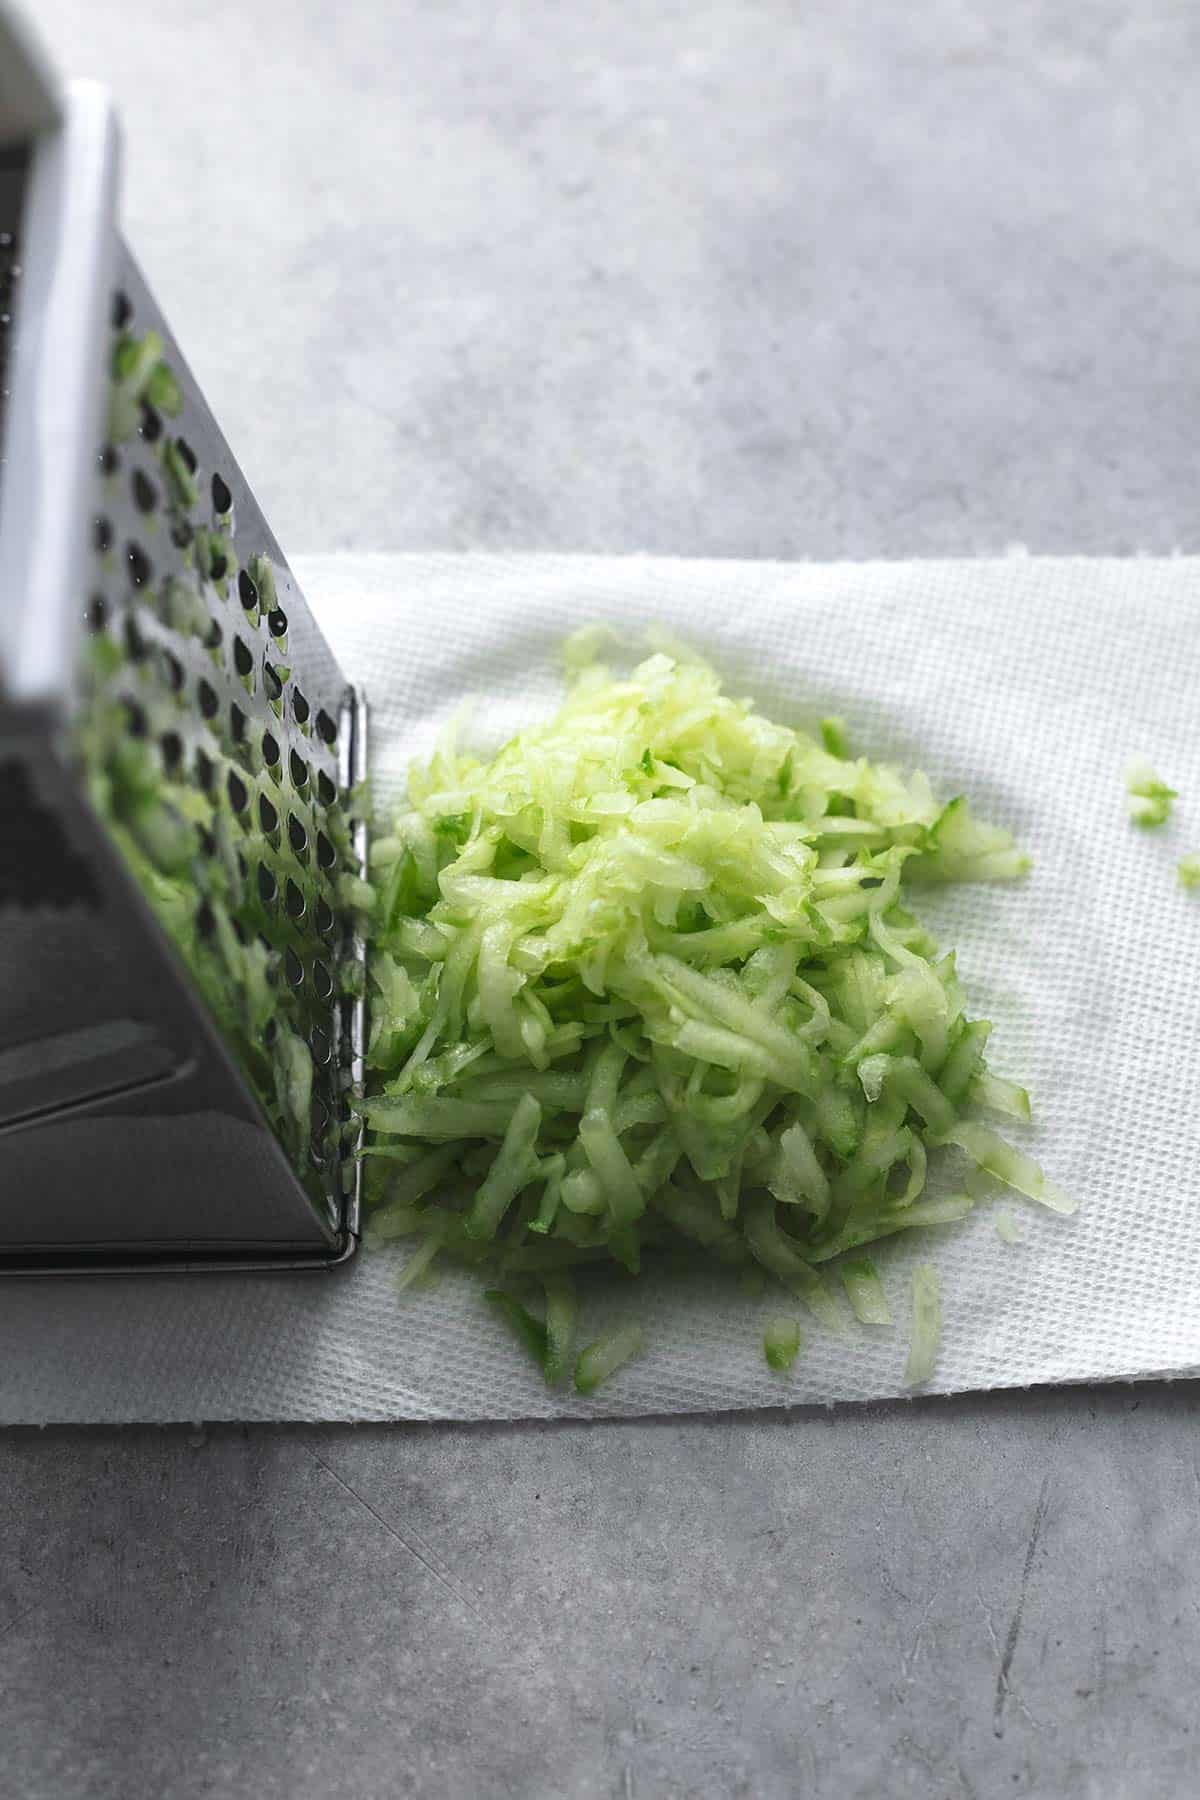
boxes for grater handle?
[0,3,61,145]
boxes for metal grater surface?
[0,59,368,1267]
[0,218,17,404]
[70,247,368,1259]
[0,249,367,1267]
[0,145,23,459]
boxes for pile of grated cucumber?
[361,635,1071,1391]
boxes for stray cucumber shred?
[362,633,1068,1387]
[1179,855,1200,891]
[485,1288,547,1364]
[542,1275,579,1386]
[905,1264,941,1386]
[993,1206,1022,1244]
[575,1325,645,1394]
[1125,759,1177,829]
[763,1316,802,1371]
[839,1256,891,1325]
[485,1274,579,1385]
[396,1233,443,1293]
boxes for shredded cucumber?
[763,1316,802,1371]
[993,1206,1022,1244]
[1179,855,1200,891]
[485,1274,578,1384]
[395,1233,443,1293]
[905,1264,941,1386]
[575,1324,645,1394]
[485,1288,547,1363]
[840,1256,891,1325]
[542,1275,579,1386]
[1126,760,1177,828]
[363,635,1066,1389]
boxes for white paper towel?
[6,553,1200,1423]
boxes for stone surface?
[3,1390,1200,1798]
[35,0,1200,562]
[18,2,1200,1795]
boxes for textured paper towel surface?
[5,553,1200,1423]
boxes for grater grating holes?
[131,468,157,514]
[227,769,248,814]
[126,541,152,588]
[123,615,147,662]
[122,698,148,738]
[78,276,365,1203]
[0,228,21,409]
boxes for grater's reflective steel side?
[0,72,367,1269]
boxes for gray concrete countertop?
[19,4,1200,1795]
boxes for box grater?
[0,13,367,1268]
